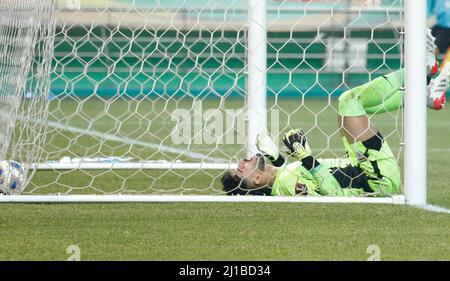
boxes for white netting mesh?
[0,0,56,190]
[15,0,403,195]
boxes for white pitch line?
[46,120,227,163]
[412,204,450,214]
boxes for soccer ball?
[0,160,26,195]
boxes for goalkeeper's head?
[220,154,273,196]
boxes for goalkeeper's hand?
[283,129,311,160]
[256,132,279,161]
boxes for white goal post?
[403,0,427,205]
[0,0,426,205]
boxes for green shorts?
[343,138,401,195]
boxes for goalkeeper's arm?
[283,129,365,196]
[282,129,319,170]
[256,132,285,167]
[282,129,344,195]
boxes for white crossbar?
[34,162,237,170]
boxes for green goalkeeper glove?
[283,129,311,160]
[256,132,279,161]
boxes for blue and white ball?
[0,160,25,195]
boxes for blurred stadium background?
[52,0,402,99]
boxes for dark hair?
[220,170,249,195]
[220,170,272,196]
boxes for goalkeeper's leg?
[337,68,403,142]
[338,69,404,117]
[337,81,401,195]
[338,49,449,115]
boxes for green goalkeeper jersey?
[271,160,365,196]
[270,136,402,197]
[270,69,405,197]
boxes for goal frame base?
[0,194,406,204]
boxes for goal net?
[0,0,56,190]
[3,0,408,201]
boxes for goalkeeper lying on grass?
[221,62,450,196]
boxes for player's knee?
[338,89,355,115]
[338,89,352,104]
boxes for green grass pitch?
[0,99,449,260]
